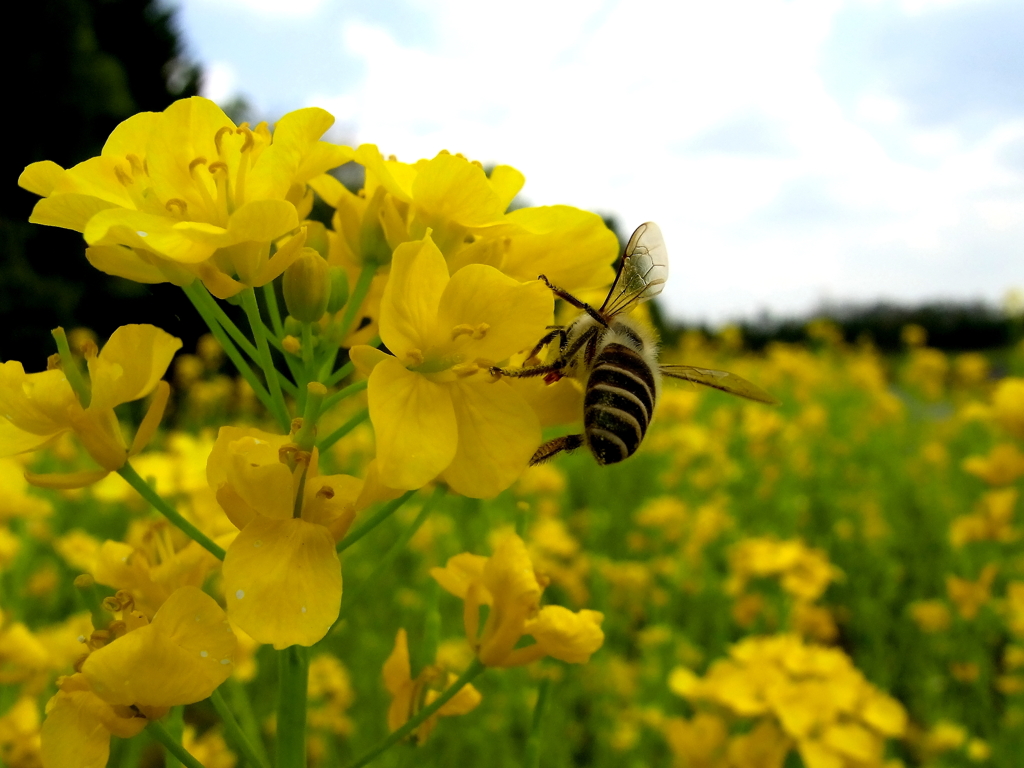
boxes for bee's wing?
[600,222,669,317]
[660,365,781,405]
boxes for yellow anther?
[114,165,133,186]
[472,323,490,340]
[282,335,302,355]
[451,362,480,378]
[237,125,254,153]
[405,348,425,367]
[126,153,145,175]
[388,154,397,161]
[471,158,482,168]
[439,149,450,155]
[214,126,233,155]
[316,485,335,500]
[188,157,208,174]
[208,161,229,176]
[165,198,188,215]
[451,324,475,340]
[46,354,61,371]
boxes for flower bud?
[283,248,331,323]
[284,316,303,337]
[360,187,393,266]
[326,267,349,314]
[304,220,330,258]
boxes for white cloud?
[298,0,1024,321]
[187,0,326,18]
[200,61,238,104]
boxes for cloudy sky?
[171,0,1024,324]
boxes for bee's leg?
[491,326,599,378]
[530,434,585,465]
[525,327,568,362]
[538,275,607,327]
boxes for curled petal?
[378,237,448,359]
[88,325,182,411]
[525,606,605,664]
[41,683,145,768]
[430,553,490,602]
[384,629,414,732]
[83,587,236,706]
[86,245,195,285]
[223,517,341,649]
[130,381,171,456]
[412,153,506,228]
[19,160,66,196]
[25,469,111,490]
[0,363,78,439]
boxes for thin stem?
[276,645,310,768]
[318,407,369,454]
[337,490,416,554]
[320,379,368,415]
[337,485,445,623]
[51,327,91,406]
[263,283,285,338]
[118,464,225,560]
[210,688,270,768]
[338,264,377,343]
[240,288,292,431]
[524,679,552,768]
[342,659,486,768]
[294,383,327,452]
[226,678,269,767]
[182,283,275,411]
[165,707,184,768]
[148,719,206,768]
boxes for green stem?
[318,407,369,454]
[320,380,369,415]
[51,327,91,406]
[148,719,206,768]
[524,679,552,768]
[276,645,310,768]
[342,659,486,768]
[226,678,269,767]
[240,288,292,431]
[336,490,416,554]
[118,464,225,560]
[210,688,270,768]
[182,283,275,411]
[338,264,377,343]
[263,283,285,338]
[337,485,445,623]
[294,383,327,452]
[165,707,184,768]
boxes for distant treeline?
[648,300,1021,353]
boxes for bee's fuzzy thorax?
[605,316,663,399]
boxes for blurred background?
[3,0,1023,361]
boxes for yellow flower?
[963,443,1024,486]
[0,325,180,487]
[663,712,727,768]
[382,627,482,743]
[40,587,236,768]
[947,565,998,620]
[950,488,1019,547]
[350,234,552,498]
[430,532,604,667]
[993,378,1024,439]
[207,426,388,649]
[20,97,350,299]
[909,600,952,633]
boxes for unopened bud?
[360,187,393,266]
[284,316,303,336]
[283,248,332,323]
[282,335,302,356]
[326,267,350,314]
[304,220,330,258]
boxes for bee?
[492,222,779,465]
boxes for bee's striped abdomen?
[583,343,657,465]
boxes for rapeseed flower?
[993,378,1024,438]
[40,587,235,768]
[207,426,387,648]
[963,443,1024,486]
[430,532,604,666]
[350,234,552,498]
[950,488,1019,547]
[0,325,180,487]
[20,96,349,298]
[383,627,481,743]
[947,565,998,620]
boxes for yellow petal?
[87,325,181,411]
[101,111,159,158]
[488,165,525,211]
[526,606,605,664]
[40,687,118,768]
[83,586,236,706]
[84,208,218,264]
[308,172,347,206]
[430,553,491,602]
[383,629,414,732]
[19,160,66,196]
[129,381,171,456]
[355,144,415,202]
[221,199,299,248]
[295,142,354,185]
[442,378,540,499]
[223,517,341,649]
[501,206,619,294]
[378,237,448,359]
[25,469,111,489]
[349,345,391,378]
[434,265,552,363]
[0,363,78,437]
[85,245,190,285]
[368,358,457,491]
[29,194,119,232]
[412,153,506,227]
[0,416,66,458]
[434,678,482,716]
